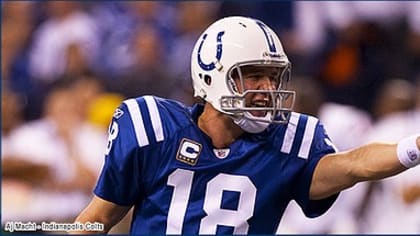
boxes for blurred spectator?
[87,93,124,131]
[287,77,372,151]
[372,79,416,120]
[29,2,98,82]
[316,20,389,113]
[2,82,107,224]
[277,77,372,234]
[108,25,177,99]
[417,76,420,106]
[217,1,293,34]
[167,1,220,104]
[291,1,420,55]
[127,1,175,51]
[1,85,24,156]
[359,77,420,233]
[287,76,325,117]
[1,1,44,121]
[88,1,175,79]
[403,2,420,78]
[291,2,420,114]
[63,43,92,78]
[86,1,135,77]
[67,74,105,121]
[2,1,34,81]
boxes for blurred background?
[1,1,420,234]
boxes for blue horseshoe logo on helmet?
[197,31,225,71]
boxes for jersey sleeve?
[292,116,338,218]
[94,96,165,206]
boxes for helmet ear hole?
[204,75,212,86]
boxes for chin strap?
[232,112,271,134]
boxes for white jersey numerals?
[166,168,257,234]
[167,169,194,233]
[105,121,119,155]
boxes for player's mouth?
[249,99,271,117]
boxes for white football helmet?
[191,16,295,133]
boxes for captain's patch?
[176,138,202,166]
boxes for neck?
[198,103,244,148]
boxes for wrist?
[397,135,420,168]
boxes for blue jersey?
[94,95,338,234]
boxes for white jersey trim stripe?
[281,112,300,154]
[124,99,149,147]
[298,116,318,159]
[144,96,164,142]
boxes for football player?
[72,16,420,234]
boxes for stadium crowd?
[2,1,420,234]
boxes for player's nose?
[257,76,276,90]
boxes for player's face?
[233,66,281,117]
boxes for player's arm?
[1,157,51,183]
[70,195,131,234]
[310,135,420,200]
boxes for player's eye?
[244,73,264,81]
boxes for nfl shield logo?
[213,148,230,159]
